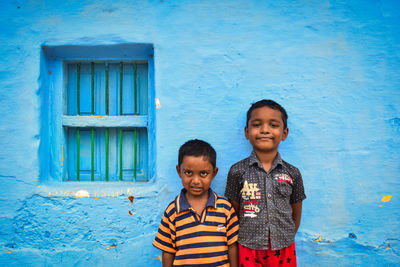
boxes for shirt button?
[268,193,272,199]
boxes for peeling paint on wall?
[155,97,162,109]
[381,195,392,203]
[314,236,322,242]
[74,190,90,198]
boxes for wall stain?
[61,145,64,166]
[389,118,400,126]
[381,195,392,202]
[128,195,134,215]
[314,236,322,241]
[348,233,357,239]
[388,118,400,132]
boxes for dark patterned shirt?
[225,151,306,251]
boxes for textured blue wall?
[0,0,399,266]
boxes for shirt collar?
[249,150,283,172]
[176,188,217,213]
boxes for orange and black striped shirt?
[153,189,239,266]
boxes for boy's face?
[245,106,289,154]
[176,156,218,199]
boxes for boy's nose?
[192,176,201,184]
[260,124,269,133]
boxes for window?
[40,44,155,182]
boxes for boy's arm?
[225,166,242,215]
[228,242,238,267]
[225,166,242,217]
[291,201,303,233]
[230,200,240,216]
[162,251,175,267]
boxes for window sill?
[37,180,157,199]
[62,115,148,127]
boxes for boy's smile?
[245,106,288,154]
[177,156,218,199]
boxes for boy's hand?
[228,242,238,267]
[291,201,303,233]
[162,251,175,267]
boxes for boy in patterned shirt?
[154,139,239,267]
[225,100,306,266]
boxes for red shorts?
[238,242,297,267]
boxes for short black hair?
[178,139,217,168]
[246,99,288,129]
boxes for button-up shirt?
[225,151,306,250]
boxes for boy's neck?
[185,191,209,215]
[254,149,278,173]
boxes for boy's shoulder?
[162,194,181,216]
[212,191,235,214]
[213,191,232,206]
[229,155,252,172]
[280,158,302,177]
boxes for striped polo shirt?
[153,189,239,266]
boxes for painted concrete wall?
[1,0,399,266]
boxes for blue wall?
[0,0,399,266]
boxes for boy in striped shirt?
[153,139,239,267]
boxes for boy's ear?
[244,126,249,139]
[212,167,219,179]
[176,165,181,176]
[282,127,289,141]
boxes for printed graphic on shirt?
[274,173,293,185]
[243,200,260,204]
[243,203,260,213]
[217,224,226,231]
[244,213,258,218]
[241,181,260,200]
[241,180,261,218]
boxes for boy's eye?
[184,170,192,175]
[270,124,278,128]
[252,123,261,127]
[200,171,209,177]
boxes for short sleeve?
[226,204,239,245]
[290,168,306,204]
[224,165,242,203]
[153,209,176,253]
